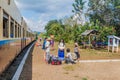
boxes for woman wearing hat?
[74,42,80,61]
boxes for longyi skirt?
[58,49,64,60]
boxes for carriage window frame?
[8,0,11,5]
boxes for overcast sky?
[14,0,74,32]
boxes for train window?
[18,26,21,38]
[8,0,11,5]
[24,29,25,37]
[15,25,17,38]
[3,17,9,38]
[23,28,24,38]
[26,31,27,37]
[27,31,28,37]
[10,22,14,38]
[19,27,21,37]
[18,27,19,37]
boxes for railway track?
[0,41,35,80]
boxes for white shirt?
[45,41,50,52]
[67,52,73,61]
[58,42,65,50]
[74,47,78,52]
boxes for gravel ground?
[19,44,120,80]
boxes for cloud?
[15,0,74,32]
[23,17,47,32]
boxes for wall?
[0,0,22,24]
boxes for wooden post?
[89,35,91,47]
[108,38,110,52]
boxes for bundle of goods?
[51,57,62,65]
[48,55,62,65]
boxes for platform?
[19,44,120,80]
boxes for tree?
[88,0,114,26]
[43,0,120,43]
[45,20,58,32]
[45,19,67,41]
[87,0,119,37]
[72,0,86,25]
[111,0,120,36]
[72,0,86,14]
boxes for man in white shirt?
[45,37,51,62]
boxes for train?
[0,37,35,74]
[0,0,35,74]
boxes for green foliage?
[45,20,58,31]
[72,0,86,13]
[43,0,119,44]
[88,0,120,36]
[98,26,116,41]
[82,77,88,80]
[44,18,116,43]
[39,33,47,39]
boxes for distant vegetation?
[43,0,120,43]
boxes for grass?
[80,48,120,60]
[50,42,120,60]
[63,65,76,71]
[82,77,88,80]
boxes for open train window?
[3,12,9,38]
[10,22,14,38]
[15,24,17,38]
[3,17,9,38]
[8,0,11,5]
[20,27,21,37]
[18,26,20,37]
[23,29,25,37]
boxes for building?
[108,35,120,53]
[0,0,32,39]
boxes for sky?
[14,0,74,32]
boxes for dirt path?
[19,44,120,80]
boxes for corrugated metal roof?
[81,30,98,36]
